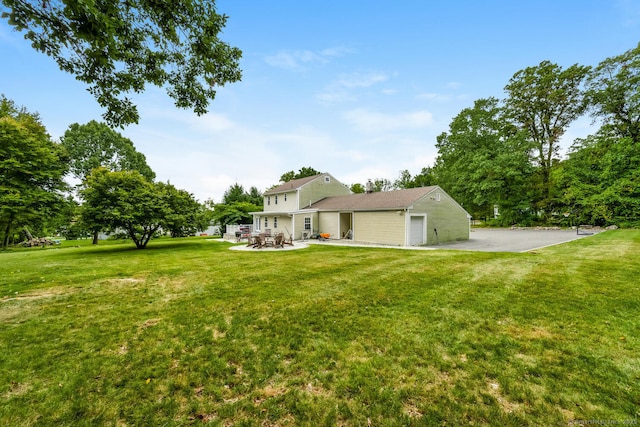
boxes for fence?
[225,224,253,235]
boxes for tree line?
[2,43,637,249]
[379,43,640,227]
[0,99,209,249]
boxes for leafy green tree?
[159,183,207,238]
[80,168,201,248]
[0,96,68,247]
[247,186,264,206]
[220,183,263,206]
[279,167,321,183]
[585,43,640,142]
[413,167,436,188]
[222,183,248,204]
[61,120,154,243]
[504,61,591,213]
[371,178,392,192]
[393,169,414,189]
[391,168,436,189]
[434,98,534,222]
[1,0,242,126]
[211,201,261,233]
[559,129,640,227]
[55,196,90,240]
[61,120,155,182]
[350,183,365,194]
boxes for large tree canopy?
[434,98,533,221]
[221,183,262,206]
[0,96,69,247]
[558,129,640,227]
[1,0,242,127]
[80,168,203,248]
[504,60,591,209]
[61,120,155,182]
[585,42,640,142]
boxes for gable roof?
[310,186,439,210]
[264,174,326,195]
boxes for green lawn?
[1,232,639,426]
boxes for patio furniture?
[253,234,265,248]
[262,233,275,247]
[273,233,284,248]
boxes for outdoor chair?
[274,233,284,248]
[253,234,265,248]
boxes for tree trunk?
[2,216,14,248]
[92,230,99,245]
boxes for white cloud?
[337,72,388,88]
[342,109,433,133]
[316,71,389,104]
[264,46,352,71]
[186,113,236,133]
[416,92,451,101]
[264,50,323,70]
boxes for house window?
[304,217,311,230]
[284,193,287,202]
[324,176,330,183]
[274,217,278,228]
[265,217,268,228]
[436,192,441,202]
[275,195,278,205]
[267,196,270,206]
[254,216,260,230]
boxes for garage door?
[409,216,425,246]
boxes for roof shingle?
[264,174,324,195]
[309,186,437,210]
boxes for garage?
[409,215,426,246]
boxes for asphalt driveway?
[432,228,601,252]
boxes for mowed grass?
[1,232,639,426]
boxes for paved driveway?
[431,228,601,252]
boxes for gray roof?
[310,186,438,210]
[264,174,325,195]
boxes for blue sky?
[1,0,639,202]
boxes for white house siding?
[273,215,292,237]
[264,191,297,213]
[318,212,340,238]
[353,211,406,246]
[293,212,318,239]
[254,214,292,236]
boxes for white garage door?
[409,216,425,246]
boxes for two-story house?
[251,172,471,246]
[251,173,351,241]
